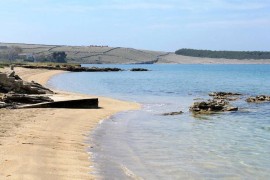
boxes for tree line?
[0,46,67,63]
[175,49,270,60]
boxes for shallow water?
[48,64,270,179]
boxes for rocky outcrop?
[246,95,270,103]
[130,68,149,71]
[15,64,123,72]
[189,99,238,113]
[0,72,53,94]
[65,66,123,72]
[209,92,242,96]
[209,92,242,101]
[0,71,55,108]
[162,111,183,116]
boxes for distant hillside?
[175,48,270,60]
[0,43,270,64]
[0,42,167,64]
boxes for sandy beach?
[0,68,140,179]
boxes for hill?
[0,43,270,64]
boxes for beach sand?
[0,68,140,179]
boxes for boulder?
[226,106,238,111]
[209,92,242,96]
[246,95,270,103]
[0,72,53,94]
[130,68,149,71]
[162,111,183,116]
[209,92,242,101]
[189,99,238,113]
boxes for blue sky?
[0,0,269,52]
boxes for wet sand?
[0,68,140,179]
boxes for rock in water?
[189,99,238,113]
[209,92,242,96]
[246,95,270,103]
[162,111,183,116]
[209,92,242,101]
[226,106,238,111]
[130,68,149,71]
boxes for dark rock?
[209,92,242,96]
[0,72,53,94]
[15,64,123,72]
[246,95,270,103]
[189,99,238,113]
[226,106,238,111]
[14,75,22,80]
[162,111,183,116]
[130,68,149,71]
[8,71,15,77]
[209,92,242,101]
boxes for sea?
[48,64,270,179]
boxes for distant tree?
[175,49,270,60]
[52,51,67,63]
[8,46,22,63]
[35,53,50,62]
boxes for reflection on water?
[48,64,270,179]
[91,98,270,179]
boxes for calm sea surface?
[48,64,270,179]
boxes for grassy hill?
[0,42,168,64]
[0,42,270,64]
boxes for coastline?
[0,67,140,179]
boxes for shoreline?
[0,67,140,179]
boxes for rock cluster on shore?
[14,64,150,72]
[0,71,53,94]
[0,71,54,108]
[15,64,123,72]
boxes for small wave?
[120,164,144,180]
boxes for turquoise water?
[48,64,270,179]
